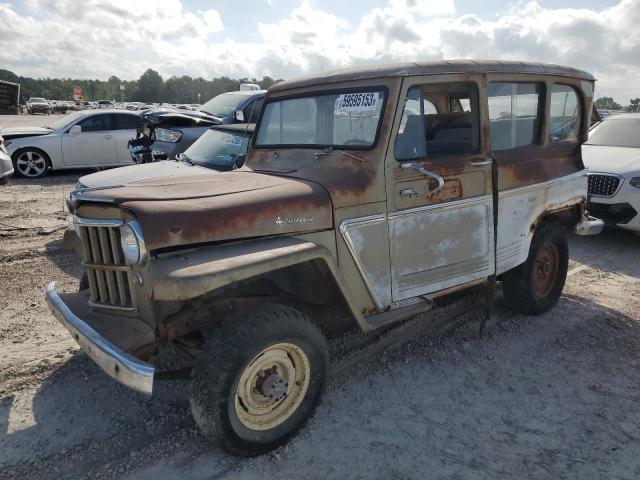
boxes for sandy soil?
[1,114,640,479]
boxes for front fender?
[150,237,361,319]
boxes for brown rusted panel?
[496,142,583,190]
[245,77,402,208]
[270,60,594,93]
[123,177,332,252]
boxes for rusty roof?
[270,60,595,92]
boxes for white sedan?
[582,113,640,232]
[2,110,139,178]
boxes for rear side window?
[488,83,542,151]
[77,114,112,132]
[549,85,581,143]
[113,114,139,130]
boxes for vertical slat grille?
[76,219,136,310]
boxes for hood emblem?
[276,216,313,226]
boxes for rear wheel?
[502,222,568,315]
[189,304,328,456]
[12,148,50,178]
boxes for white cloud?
[1,0,639,102]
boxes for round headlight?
[120,223,142,265]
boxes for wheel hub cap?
[532,242,559,298]
[234,342,310,431]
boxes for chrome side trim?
[46,282,153,394]
[388,194,493,219]
[74,215,124,227]
[586,172,624,198]
[339,214,387,311]
[499,169,587,197]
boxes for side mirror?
[69,125,81,135]
[234,110,245,122]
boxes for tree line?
[594,96,640,112]
[0,68,283,104]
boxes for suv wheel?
[501,222,568,315]
[189,304,328,456]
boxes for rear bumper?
[45,282,155,394]
[574,215,604,236]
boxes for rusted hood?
[94,171,333,251]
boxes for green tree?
[135,69,164,103]
[629,98,640,113]
[594,96,623,111]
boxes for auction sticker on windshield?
[335,92,379,113]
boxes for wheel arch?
[151,237,367,340]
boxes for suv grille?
[76,218,136,310]
[588,174,621,197]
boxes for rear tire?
[189,304,328,457]
[502,222,568,315]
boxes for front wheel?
[501,222,569,315]
[12,148,50,178]
[189,304,328,457]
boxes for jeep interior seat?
[395,114,426,159]
[424,112,474,155]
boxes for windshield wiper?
[313,147,366,163]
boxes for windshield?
[586,117,640,148]
[254,89,386,149]
[30,98,46,103]
[46,111,85,130]
[184,128,252,169]
[199,93,248,117]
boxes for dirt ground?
[1,114,640,479]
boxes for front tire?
[502,222,568,315]
[12,148,50,178]
[189,304,329,457]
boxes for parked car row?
[0,87,264,178]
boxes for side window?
[394,83,477,161]
[114,114,140,130]
[549,85,581,142]
[488,82,542,151]
[244,98,263,123]
[77,114,112,132]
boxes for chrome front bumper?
[574,215,605,236]
[45,282,154,394]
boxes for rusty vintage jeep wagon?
[48,60,603,456]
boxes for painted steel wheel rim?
[234,342,310,431]
[533,242,559,298]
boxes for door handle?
[400,162,445,196]
[469,159,492,166]
[103,135,113,140]
[400,187,419,198]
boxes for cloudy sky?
[1,0,639,102]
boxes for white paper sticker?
[223,135,243,146]
[335,92,379,113]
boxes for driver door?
[385,75,495,301]
[62,114,117,166]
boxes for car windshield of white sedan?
[185,129,251,169]
[30,98,46,103]
[254,89,386,148]
[587,118,640,148]
[45,111,85,130]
